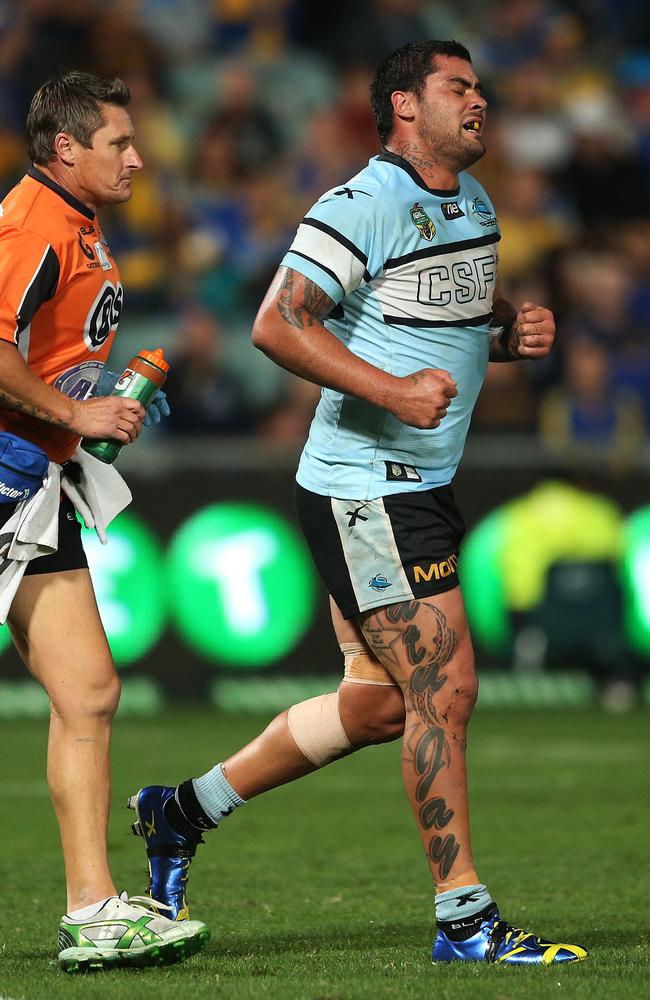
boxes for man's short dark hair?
[26,71,131,165]
[370,40,472,144]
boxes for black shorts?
[0,495,88,576]
[295,483,465,619]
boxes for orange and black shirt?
[0,167,122,462]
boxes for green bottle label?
[81,364,162,463]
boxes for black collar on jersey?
[378,149,460,197]
[28,165,95,221]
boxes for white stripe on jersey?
[373,237,499,326]
[291,222,367,296]
[17,322,31,362]
[331,496,414,612]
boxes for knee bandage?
[341,641,396,686]
[287,693,352,767]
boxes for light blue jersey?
[282,150,500,500]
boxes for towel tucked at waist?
[0,446,131,622]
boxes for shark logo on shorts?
[368,574,392,592]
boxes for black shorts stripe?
[295,484,357,616]
[382,488,465,600]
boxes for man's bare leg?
[224,601,404,797]
[223,680,404,798]
[360,592,479,889]
[8,569,120,911]
[129,600,405,916]
[359,591,589,964]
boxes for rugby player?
[131,41,588,965]
[0,71,208,971]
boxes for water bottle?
[82,348,169,464]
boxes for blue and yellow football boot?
[128,786,204,921]
[433,904,588,965]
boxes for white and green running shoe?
[58,892,210,972]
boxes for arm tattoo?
[488,324,521,362]
[489,298,519,362]
[0,390,57,425]
[276,268,334,330]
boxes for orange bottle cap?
[138,348,170,373]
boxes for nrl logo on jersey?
[410,202,436,241]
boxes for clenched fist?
[390,368,458,429]
[511,302,556,358]
[70,395,145,443]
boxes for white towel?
[0,447,132,622]
[61,446,132,544]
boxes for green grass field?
[0,706,647,1000]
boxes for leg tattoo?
[363,599,468,883]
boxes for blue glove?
[96,369,171,426]
[143,389,170,426]
[96,368,120,397]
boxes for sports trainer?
[131,41,588,965]
[0,71,208,970]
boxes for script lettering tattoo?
[408,603,457,724]
[363,602,426,679]
[404,623,426,664]
[276,268,334,330]
[404,602,460,879]
[429,834,460,879]
[420,796,454,830]
[386,601,419,624]
[415,725,450,802]
[362,601,463,881]
[362,606,415,677]
[392,141,443,173]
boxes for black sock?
[437,903,497,941]
[170,779,218,833]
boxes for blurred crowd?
[0,0,648,462]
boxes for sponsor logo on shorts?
[412,553,458,584]
[346,503,370,527]
[368,574,392,592]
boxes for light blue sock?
[435,884,493,924]
[192,763,246,826]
